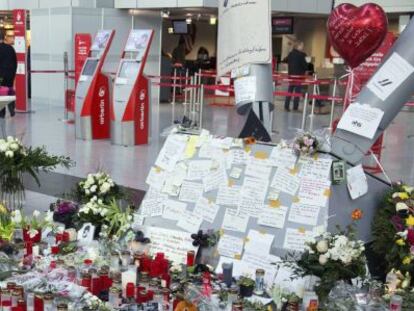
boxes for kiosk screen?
[119,61,140,80]
[82,59,99,76]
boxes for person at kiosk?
[0,29,17,118]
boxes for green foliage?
[238,276,255,287]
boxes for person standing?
[283,41,308,111]
[0,29,17,118]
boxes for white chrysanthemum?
[100,182,111,194]
[33,210,41,218]
[5,150,13,158]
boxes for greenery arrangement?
[11,209,54,238]
[0,204,14,241]
[292,132,319,156]
[0,136,73,209]
[290,226,366,303]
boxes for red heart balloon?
[328,3,388,68]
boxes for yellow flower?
[399,192,410,200]
[0,204,7,214]
[406,215,414,227]
[396,239,406,246]
[403,257,412,265]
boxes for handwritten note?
[242,252,280,285]
[244,230,275,255]
[162,200,187,221]
[145,167,166,191]
[298,178,331,207]
[230,167,243,179]
[177,210,203,233]
[270,168,300,196]
[193,197,220,223]
[162,162,188,196]
[145,227,198,264]
[218,234,245,258]
[269,147,297,169]
[155,135,187,171]
[216,185,241,206]
[346,164,368,200]
[230,149,250,166]
[222,208,249,233]
[140,198,163,217]
[288,203,320,226]
[245,157,272,180]
[203,166,227,192]
[299,157,332,181]
[258,205,288,229]
[186,160,212,181]
[199,144,223,159]
[238,196,263,218]
[283,228,314,252]
[179,181,203,203]
[241,176,268,202]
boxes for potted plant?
[238,276,255,298]
[0,136,73,210]
[11,209,53,243]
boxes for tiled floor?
[3,99,414,198]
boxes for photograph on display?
[125,29,152,60]
[91,30,112,51]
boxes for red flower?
[407,228,414,245]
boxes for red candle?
[136,289,147,303]
[147,290,154,301]
[62,231,70,242]
[55,233,63,243]
[91,275,101,296]
[24,241,33,257]
[161,273,171,288]
[34,294,43,311]
[187,250,195,267]
[140,256,151,273]
[126,283,135,299]
[51,245,59,255]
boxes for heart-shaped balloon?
[328,3,388,68]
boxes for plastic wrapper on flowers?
[289,129,331,156]
[325,281,361,311]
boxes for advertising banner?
[217,0,272,77]
[13,9,28,112]
[75,33,92,86]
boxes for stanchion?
[171,67,177,124]
[329,79,338,132]
[199,84,204,130]
[301,93,309,131]
[308,74,318,132]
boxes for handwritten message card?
[270,168,300,196]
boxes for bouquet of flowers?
[292,132,319,156]
[11,209,54,242]
[293,227,366,302]
[0,204,14,242]
[0,136,73,209]
[372,183,414,284]
[50,200,79,229]
[73,171,122,205]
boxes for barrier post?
[329,78,338,132]
[309,74,318,132]
[171,67,177,124]
[199,84,204,130]
[301,92,309,131]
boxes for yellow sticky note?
[289,167,299,175]
[184,136,198,158]
[324,189,331,197]
[223,149,230,153]
[259,229,267,235]
[313,153,319,161]
[219,229,224,236]
[214,250,220,257]
[228,179,235,187]
[269,199,281,208]
[155,166,162,173]
[298,227,306,234]
[293,196,300,203]
[244,146,252,153]
[208,198,215,204]
[254,151,268,160]
[234,254,242,260]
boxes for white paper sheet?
[245,158,272,180]
[176,210,203,233]
[179,181,204,203]
[367,52,414,101]
[198,144,223,158]
[346,164,368,200]
[241,176,269,202]
[237,196,263,218]
[273,264,308,297]
[145,167,166,191]
[193,197,220,223]
[270,168,300,196]
[140,198,164,217]
[288,202,320,226]
[258,205,288,229]
[216,185,241,206]
[229,167,243,179]
[234,76,257,104]
[298,178,331,207]
[203,166,227,192]
[244,230,275,255]
[242,252,280,285]
[298,157,333,181]
[230,149,250,166]
[222,208,249,233]
[337,103,385,139]
[155,135,187,171]
[217,234,245,258]
[145,227,198,264]
[162,199,187,221]
[186,160,212,181]
[269,147,297,169]
[283,228,314,252]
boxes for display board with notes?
[137,132,335,266]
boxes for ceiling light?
[210,16,217,25]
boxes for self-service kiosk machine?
[75,30,115,140]
[111,29,154,146]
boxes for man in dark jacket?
[0,29,17,118]
[284,41,308,111]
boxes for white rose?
[11,210,22,223]
[100,182,111,194]
[90,185,97,193]
[33,210,41,218]
[5,150,14,158]
[319,254,328,265]
[396,202,409,212]
[9,143,19,151]
[85,189,90,195]
[0,143,7,152]
[316,240,329,253]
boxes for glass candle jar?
[121,250,131,268]
[108,287,121,308]
[43,293,54,311]
[110,251,120,272]
[254,269,265,295]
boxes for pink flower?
[407,228,414,245]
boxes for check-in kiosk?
[75,30,115,140]
[111,29,154,146]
